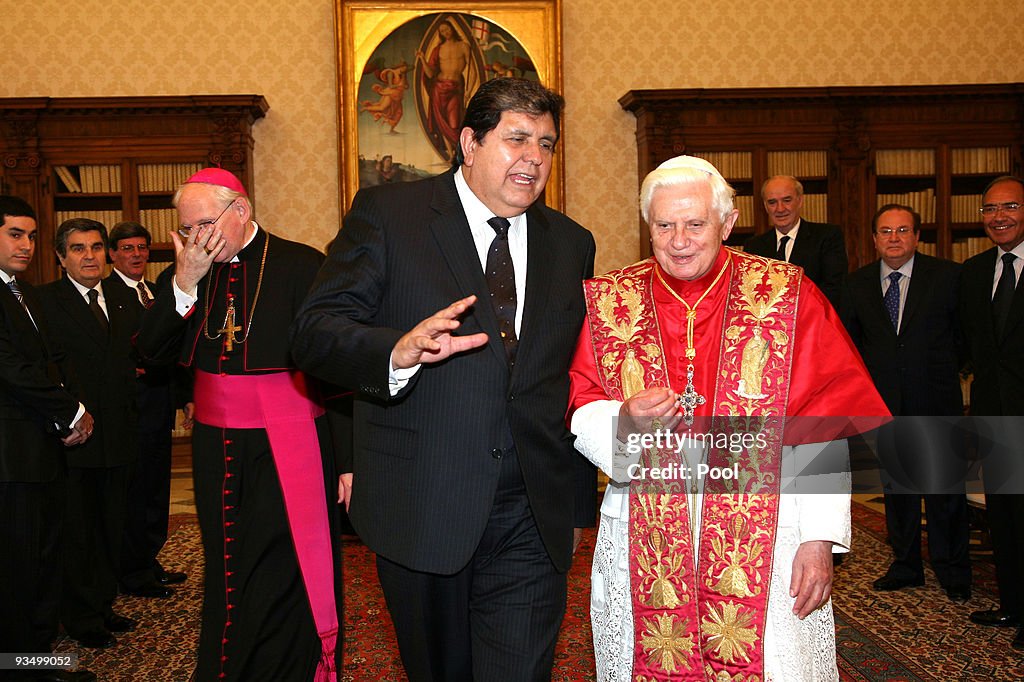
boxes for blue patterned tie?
[883,271,902,330]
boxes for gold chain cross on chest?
[218,301,243,352]
[203,233,270,351]
[654,255,731,426]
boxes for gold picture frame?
[335,0,564,211]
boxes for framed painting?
[335,0,564,211]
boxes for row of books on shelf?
[951,194,985,223]
[139,208,181,244]
[875,149,935,176]
[766,150,829,178]
[915,238,991,262]
[949,238,992,263]
[876,147,1010,176]
[877,190,936,222]
[691,152,752,179]
[54,209,179,244]
[138,162,205,192]
[144,261,170,284]
[55,165,123,194]
[54,210,124,229]
[54,161,206,194]
[951,147,1011,175]
[684,146,1010,183]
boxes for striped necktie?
[8,277,24,304]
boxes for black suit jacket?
[37,277,138,468]
[291,171,597,574]
[745,220,847,309]
[840,253,963,417]
[960,247,1024,416]
[104,273,178,432]
[0,278,80,482]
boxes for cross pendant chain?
[218,300,243,352]
[679,363,706,426]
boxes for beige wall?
[3,0,1023,273]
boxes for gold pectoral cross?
[218,300,243,352]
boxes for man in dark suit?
[38,219,139,649]
[105,221,189,599]
[959,176,1024,651]
[745,175,848,309]
[841,203,971,603]
[291,77,597,681]
[0,197,96,682]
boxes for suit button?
[508,394,515,401]
[491,448,503,460]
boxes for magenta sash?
[194,370,338,682]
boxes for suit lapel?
[859,262,896,335]
[788,224,814,267]
[513,205,554,376]
[1,282,44,347]
[426,174,507,368]
[900,254,931,333]
[1002,256,1024,338]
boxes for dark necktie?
[8,277,24,304]
[993,252,1017,337]
[776,235,790,262]
[137,281,153,308]
[8,278,37,329]
[87,288,109,334]
[883,271,902,330]
[485,216,518,366]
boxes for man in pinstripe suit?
[292,77,597,681]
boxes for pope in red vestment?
[568,156,889,681]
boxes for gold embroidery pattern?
[701,601,760,665]
[704,498,773,599]
[585,260,667,401]
[633,495,691,610]
[718,253,799,418]
[639,613,696,674]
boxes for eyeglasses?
[178,199,236,239]
[116,243,150,253]
[980,202,1022,216]
[876,227,914,236]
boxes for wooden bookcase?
[0,95,268,285]
[620,84,1024,270]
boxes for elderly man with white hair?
[568,156,888,681]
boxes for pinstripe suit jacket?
[291,170,596,574]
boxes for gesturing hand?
[391,295,489,370]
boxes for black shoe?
[104,613,137,632]
[970,608,1021,627]
[872,574,925,591]
[27,670,97,682]
[156,569,187,585]
[945,585,972,603]
[832,554,844,567]
[71,629,115,648]
[1013,627,1024,651]
[121,581,173,599]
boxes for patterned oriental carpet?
[55,503,1024,681]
